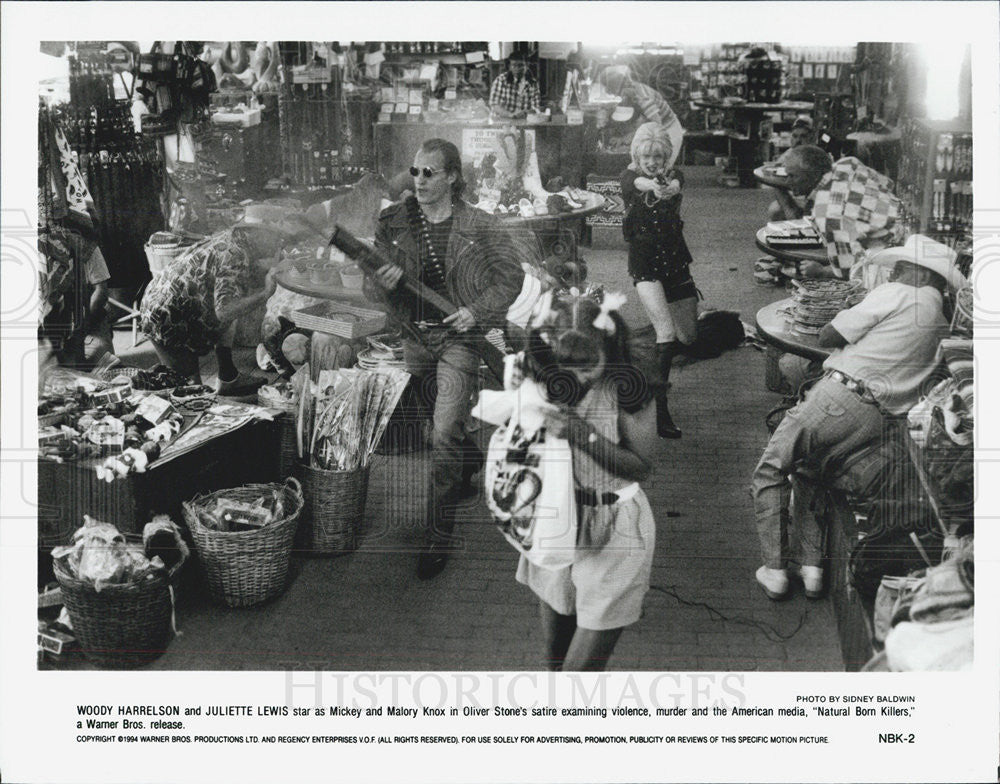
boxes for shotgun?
[327,224,506,384]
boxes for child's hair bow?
[592,291,627,334]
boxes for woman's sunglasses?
[410,166,444,178]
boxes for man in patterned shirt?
[780,145,904,280]
[489,51,541,118]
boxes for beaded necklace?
[405,195,449,294]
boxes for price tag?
[381,87,395,103]
[409,105,422,115]
[394,102,409,114]
[821,132,832,143]
[465,50,485,64]
[380,103,395,114]
[444,88,457,100]
[408,88,424,105]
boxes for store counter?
[373,119,590,187]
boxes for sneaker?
[216,371,267,396]
[793,564,824,599]
[756,565,790,600]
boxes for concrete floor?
[77,166,844,671]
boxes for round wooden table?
[755,298,831,361]
[492,192,605,263]
[755,227,828,265]
[274,270,372,303]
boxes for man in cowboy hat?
[751,234,965,601]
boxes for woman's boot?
[656,342,681,439]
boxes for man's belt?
[826,370,877,400]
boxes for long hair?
[523,294,651,413]
[418,138,466,201]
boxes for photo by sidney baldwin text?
[36,39,973,673]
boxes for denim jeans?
[404,337,484,543]
[752,377,885,569]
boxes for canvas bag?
[474,379,577,570]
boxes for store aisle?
[133,168,842,672]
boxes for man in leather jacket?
[372,138,524,579]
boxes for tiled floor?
[72,166,844,671]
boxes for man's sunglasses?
[410,166,444,178]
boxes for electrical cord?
[648,584,808,643]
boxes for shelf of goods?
[897,117,972,249]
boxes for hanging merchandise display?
[277,43,378,186]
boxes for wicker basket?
[54,553,186,666]
[295,461,370,554]
[144,241,187,275]
[182,478,304,608]
[257,392,298,479]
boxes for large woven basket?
[295,461,370,554]
[182,478,304,608]
[54,552,186,666]
[257,392,298,479]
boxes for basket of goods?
[144,232,190,274]
[182,478,304,607]
[51,515,188,665]
[788,278,866,337]
[295,365,410,554]
[258,379,301,478]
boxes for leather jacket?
[373,197,525,329]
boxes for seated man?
[767,117,816,221]
[780,145,903,283]
[772,145,906,387]
[752,235,964,600]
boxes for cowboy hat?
[868,234,967,290]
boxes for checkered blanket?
[810,157,902,276]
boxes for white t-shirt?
[823,282,948,414]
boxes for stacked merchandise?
[787,278,865,337]
[763,218,822,248]
[356,333,406,371]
